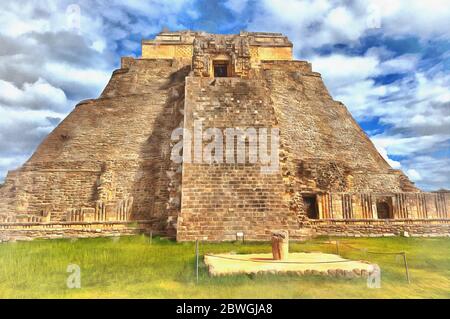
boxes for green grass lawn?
[0,235,449,299]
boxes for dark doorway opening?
[213,61,229,77]
[303,195,319,219]
[376,201,392,219]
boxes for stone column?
[271,230,289,260]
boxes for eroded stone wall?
[263,60,417,194]
[0,58,190,231]
[0,220,158,243]
[311,220,450,237]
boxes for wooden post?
[271,231,289,260]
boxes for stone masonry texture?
[0,31,449,242]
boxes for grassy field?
[0,235,449,299]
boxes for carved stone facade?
[0,31,449,242]
[192,34,252,77]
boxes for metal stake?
[195,239,199,284]
[336,240,340,255]
[402,252,411,284]
[150,230,153,245]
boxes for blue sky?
[0,0,449,190]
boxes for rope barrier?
[327,241,411,283]
[279,240,410,283]
[306,240,405,255]
[205,253,356,265]
[338,242,405,255]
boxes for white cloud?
[0,106,63,126]
[91,39,107,53]
[224,0,249,14]
[0,154,29,183]
[378,54,419,74]
[323,6,367,42]
[406,169,422,182]
[310,54,379,90]
[247,0,450,56]
[44,62,111,92]
[371,133,450,157]
[374,0,450,39]
[402,156,450,190]
[0,78,68,111]
[0,3,53,37]
[415,73,450,103]
[0,105,63,170]
[372,140,402,169]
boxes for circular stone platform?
[204,252,374,277]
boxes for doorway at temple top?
[213,61,230,77]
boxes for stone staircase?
[177,76,304,241]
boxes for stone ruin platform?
[204,252,373,278]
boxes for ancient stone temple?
[0,31,449,242]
